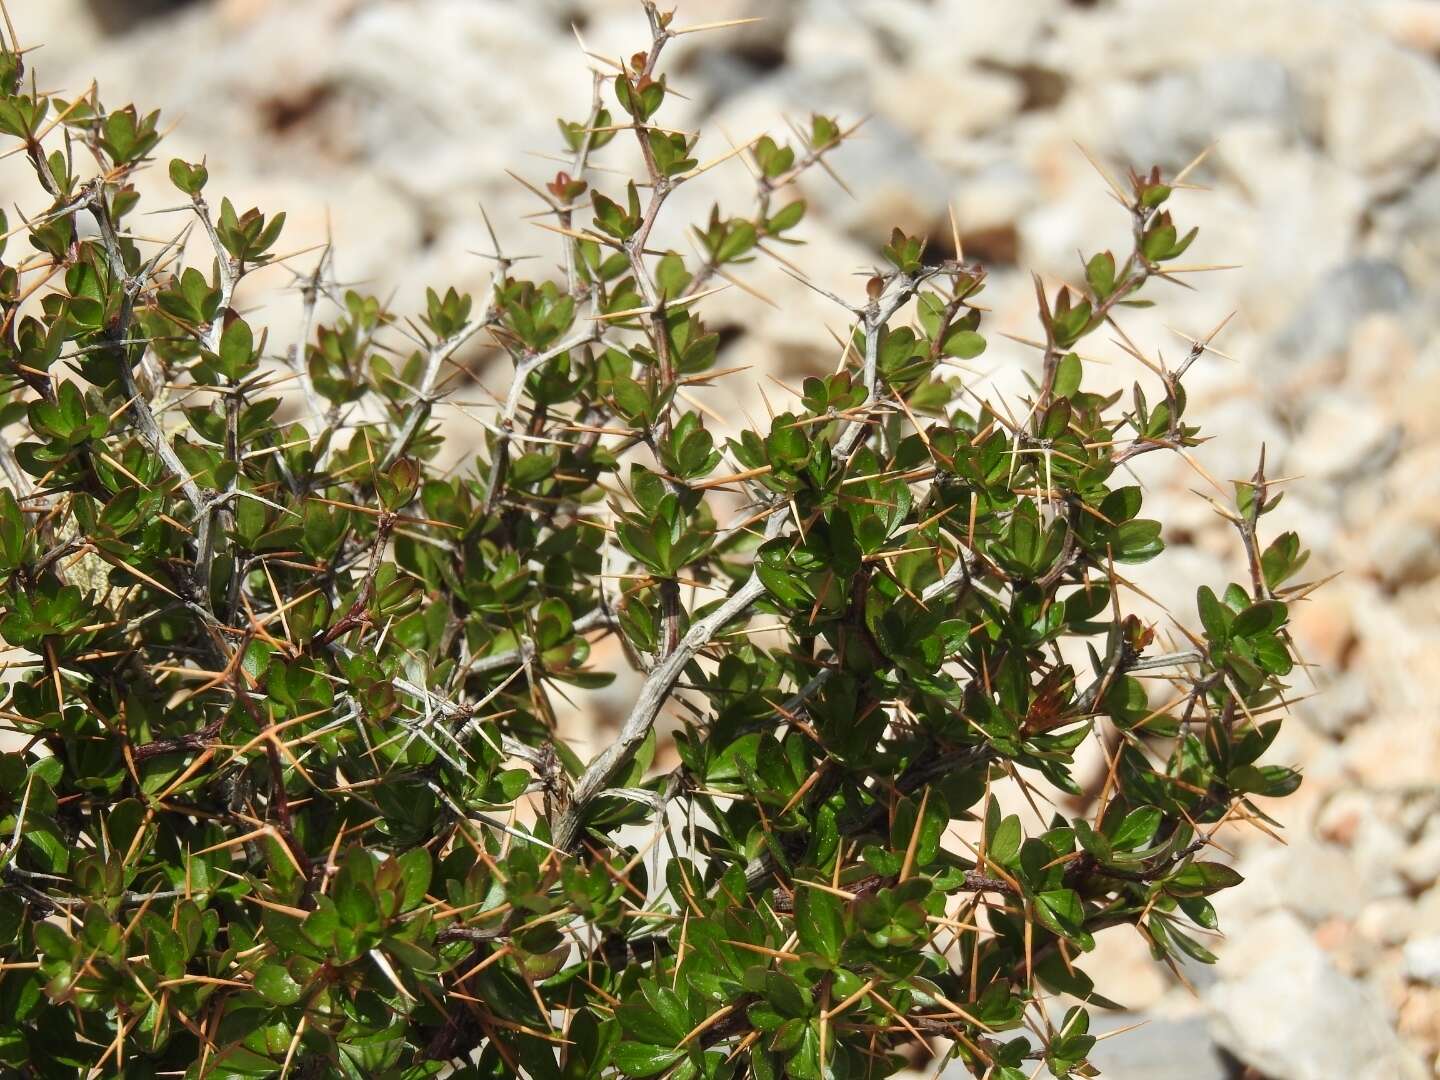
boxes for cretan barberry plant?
[0,4,1311,1078]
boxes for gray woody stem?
[552,510,787,851]
[481,329,601,514]
[381,315,496,471]
[191,195,238,355]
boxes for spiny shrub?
[0,4,1312,1077]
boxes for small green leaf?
[1234,600,1286,638]
[254,963,305,1005]
[395,848,431,912]
[941,328,986,359]
[796,887,844,965]
[168,158,208,195]
[612,1043,685,1078]
[1165,861,1244,897]
[1109,806,1161,851]
[767,200,806,234]
[989,814,1023,867]
[1197,585,1231,644]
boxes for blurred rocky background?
[15,0,1440,1074]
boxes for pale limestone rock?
[1367,508,1440,588]
[1287,390,1398,482]
[1372,1,1440,54]
[1208,910,1428,1080]
[1403,936,1440,986]
[1416,887,1440,937]
[1358,897,1419,949]
[1401,816,1440,892]
[1085,1015,1229,1080]
[1344,714,1440,791]
[1322,42,1440,182]
[1231,838,1369,923]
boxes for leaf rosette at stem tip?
[0,2,1310,1077]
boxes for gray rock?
[806,115,957,239]
[936,1010,1230,1080]
[1344,712,1440,792]
[1368,510,1440,588]
[1114,55,1301,170]
[337,0,576,218]
[1086,1014,1230,1080]
[1401,816,1440,891]
[1286,390,1400,483]
[1399,792,1440,838]
[1233,838,1370,923]
[1208,910,1427,1080]
[1274,259,1412,362]
[1404,936,1440,986]
[1368,166,1440,282]
[1322,40,1440,185]
[1358,897,1420,948]
[1415,887,1440,937]
[1300,669,1371,739]
[1372,1,1440,55]
[1349,817,1415,901]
